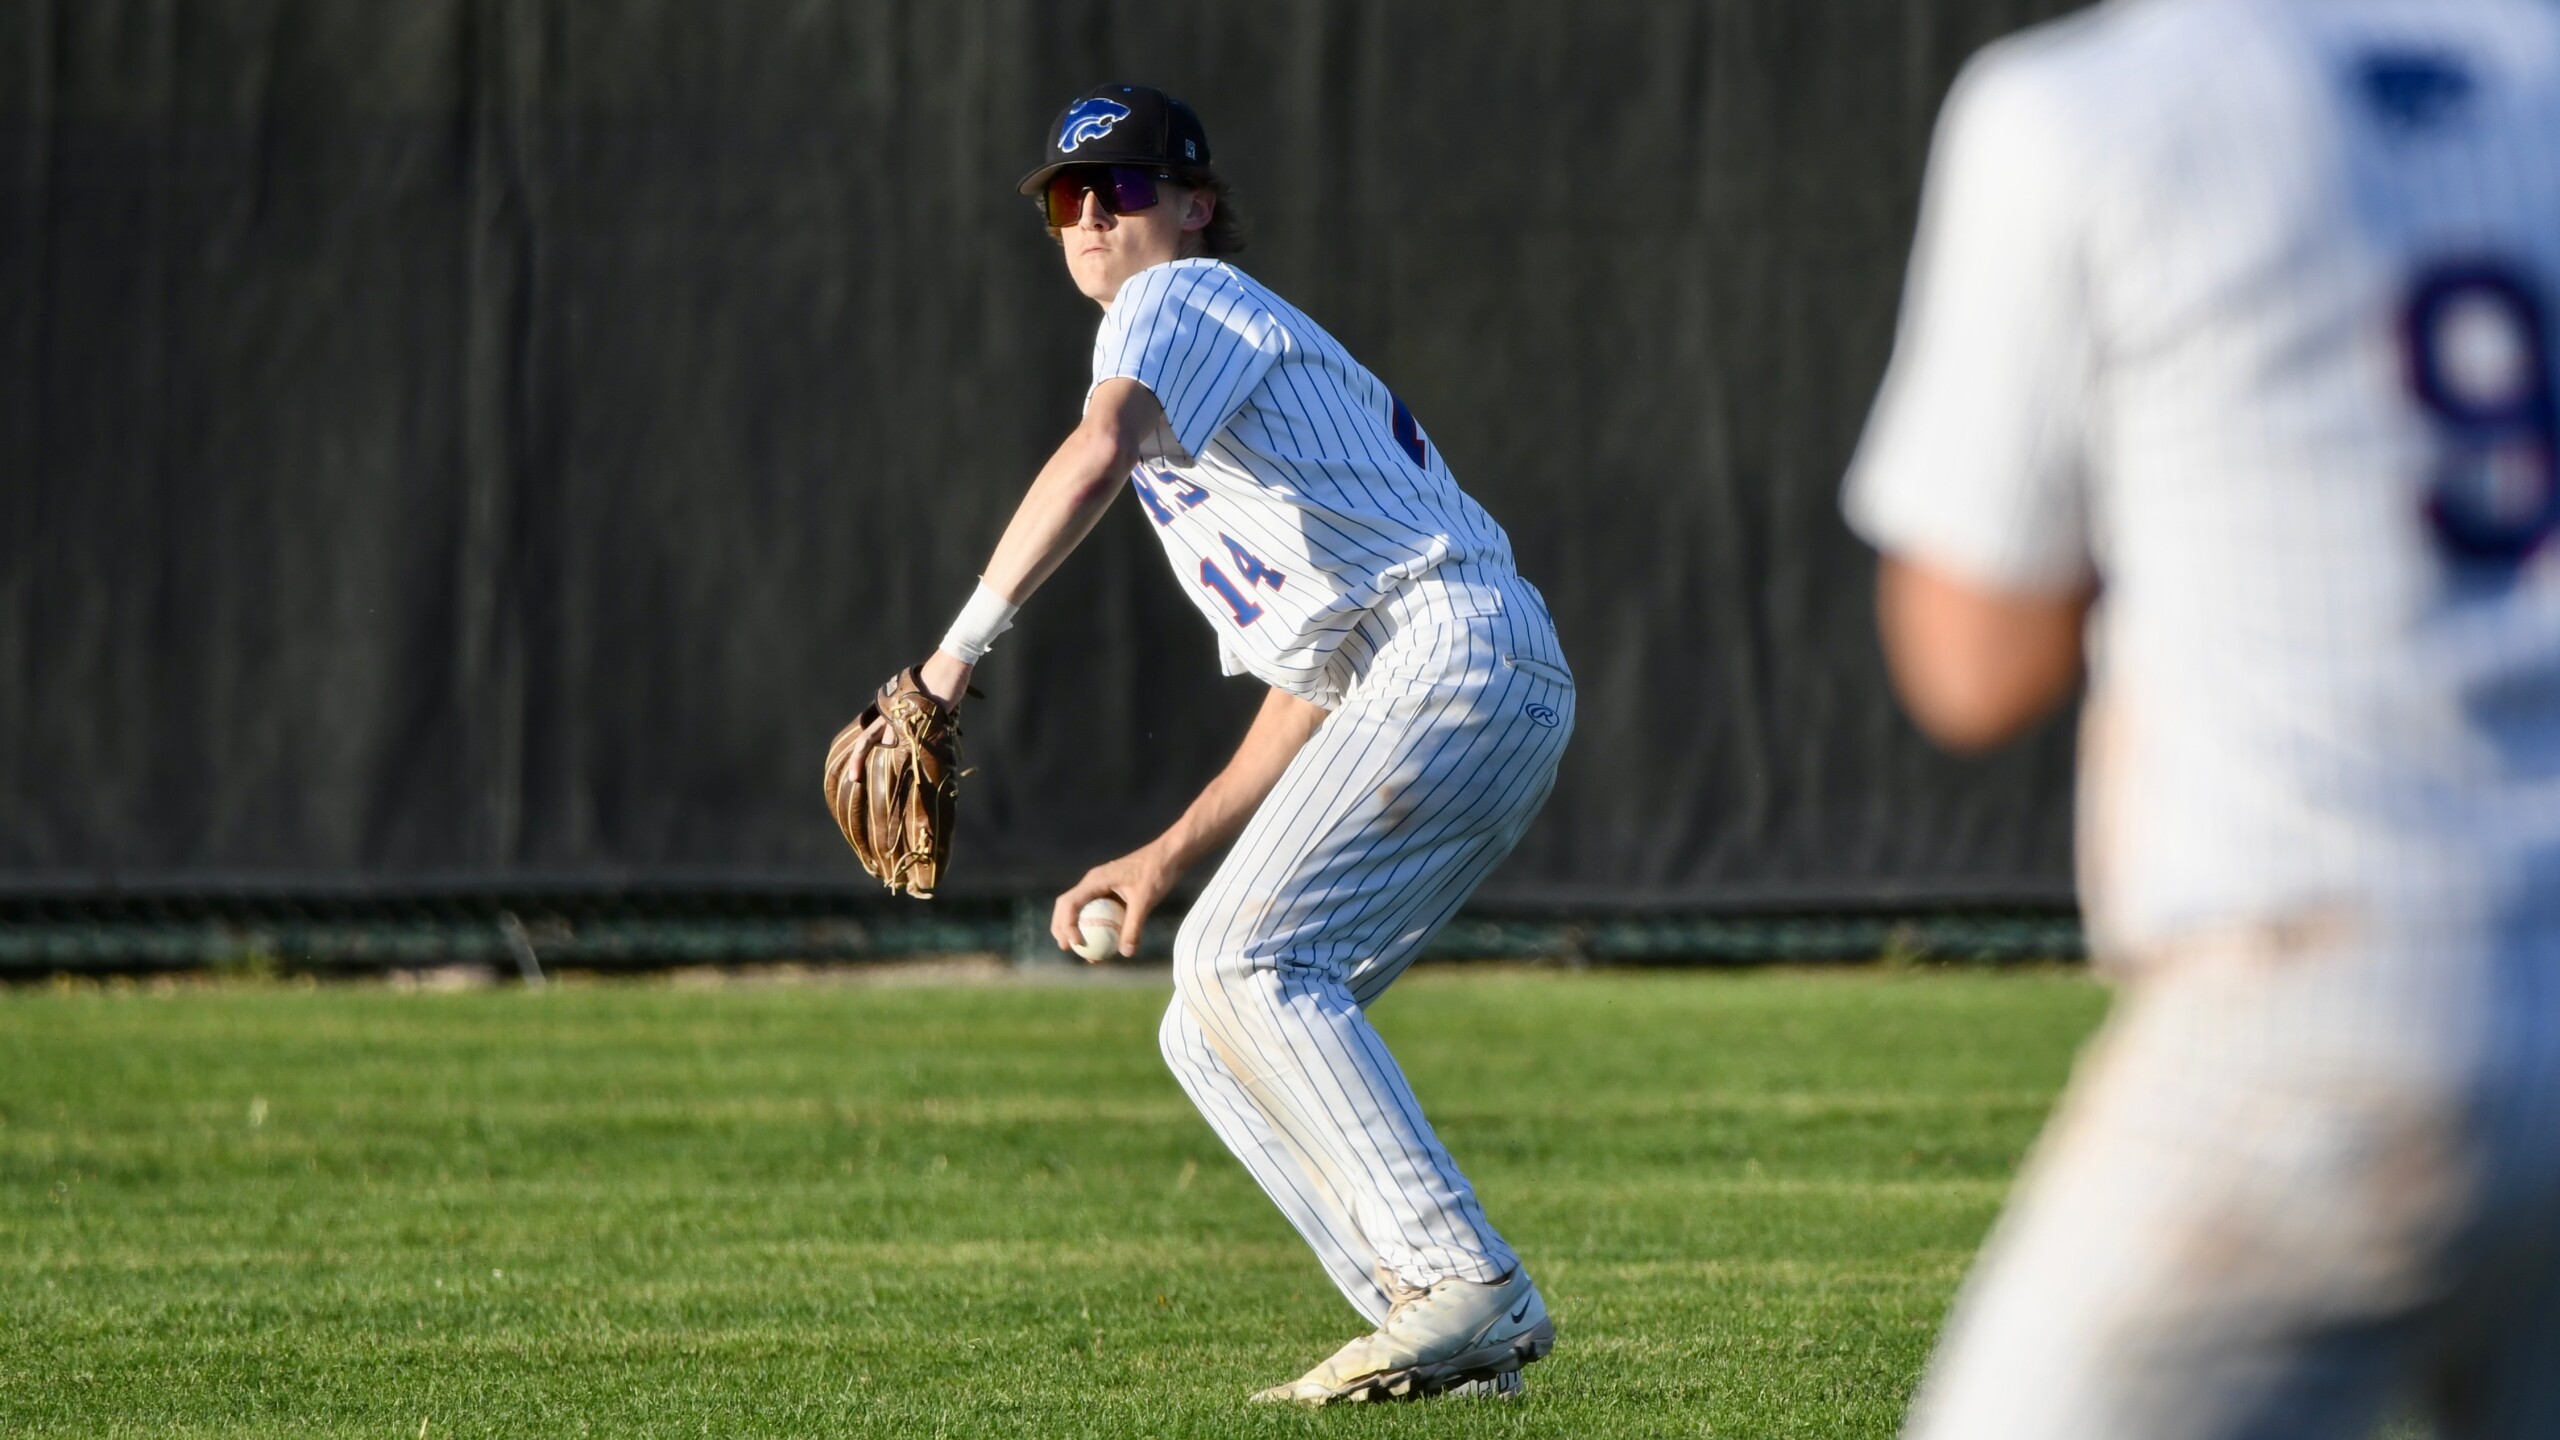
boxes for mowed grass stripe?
[5,1087,2061,1138]
[0,968,2104,1438]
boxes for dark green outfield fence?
[1,1,2092,959]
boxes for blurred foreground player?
[1846,1,2560,1435]
[837,85,1570,1403]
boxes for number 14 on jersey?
[1202,534,1285,626]
[1133,469,1290,626]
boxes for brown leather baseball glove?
[823,668,963,898]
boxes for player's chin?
[1066,253,1122,295]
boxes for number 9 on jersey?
[2403,258,2559,563]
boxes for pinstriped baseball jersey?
[1844,0,2560,952]
[1090,258,1516,705]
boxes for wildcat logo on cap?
[1058,97,1132,153]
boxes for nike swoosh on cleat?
[1508,1299,1532,1324]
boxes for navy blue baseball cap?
[1017,84,1214,195]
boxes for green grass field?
[1,966,2107,1438]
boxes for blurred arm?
[1848,59,2102,754]
[1876,555,2092,752]
[917,378,1162,699]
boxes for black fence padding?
[0,0,2088,908]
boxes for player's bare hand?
[1052,845,1182,959]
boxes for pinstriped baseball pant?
[1159,569,1573,1324]
[1907,913,2560,1440]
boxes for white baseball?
[1072,897,1127,963]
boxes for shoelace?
[1376,1267,1430,1323]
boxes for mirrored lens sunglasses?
[1040,166,1179,228]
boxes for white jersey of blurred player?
[1847,0,2560,1435]
[1094,258,1577,1326]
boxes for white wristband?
[937,579,1020,664]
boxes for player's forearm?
[1149,688,1329,873]
[974,420,1136,607]
[1876,556,2092,751]
[919,392,1151,701]
[973,378,1166,610]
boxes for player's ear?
[1181,185,1216,234]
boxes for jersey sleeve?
[1842,46,2100,592]
[1088,264,1291,461]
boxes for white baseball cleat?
[1248,1269,1554,1405]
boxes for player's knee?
[1170,914,1252,1001]
[1155,996,1201,1076]
[1169,921,1219,999]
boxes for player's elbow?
[1080,378,1163,474]
[1035,416,1135,512]
[1893,675,2057,753]
[1065,411,1139,494]
[1876,556,2091,754]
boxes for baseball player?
[1845,1,2560,1435]
[884,84,1570,1403]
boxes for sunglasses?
[1039,165,1183,228]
